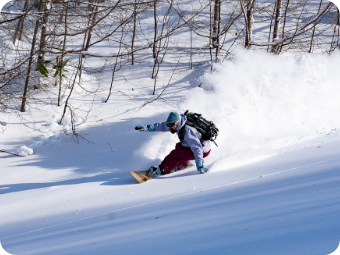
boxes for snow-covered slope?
[1,135,340,255]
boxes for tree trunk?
[20,0,42,112]
[277,0,290,54]
[337,9,340,49]
[37,0,50,67]
[85,4,99,51]
[245,0,255,47]
[267,0,277,51]
[271,0,282,52]
[131,0,137,65]
[106,28,124,102]
[273,0,282,41]
[153,0,157,58]
[209,0,213,70]
[239,0,250,48]
[13,0,29,45]
[212,0,221,57]
[58,1,68,107]
[190,26,193,69]
[60,56,81,124]
[330,17,338,52]
[309,0,323,53]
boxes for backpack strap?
[178,125,186,142]
[178,124,205,144]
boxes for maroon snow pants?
[160,142,211,174]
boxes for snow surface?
[16,146,33,157]
[1,48,340,254]
[2,1,340,253]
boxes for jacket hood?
[175,114,187,132]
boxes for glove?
[135,125,147,131]
[135,125,155,132]
[196,161,205,174]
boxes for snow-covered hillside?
[1,48,340,254]
[2,136,340,255]
[2,0,340,251]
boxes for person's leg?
[177,149,211,170]
[176,160,190,170]
[160,143,195,174]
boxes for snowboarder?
[135,112,211,177]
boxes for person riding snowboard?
[135,112,211,177]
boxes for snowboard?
[130,170,153,183]
[130,162,196,183]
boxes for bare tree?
[211,0,221,56]
[20,0,42,112]
[329,7,340,53]
[245,0,255,47]
[37,0,50,67]
[277,0,290,54]
[13,0,29,45]
[131,0,138,65]
[271,0,282,52]
[153,0,158,58]
[84,1,99,51]
[105,27,125,102]
[239,0,250,48]
[58,0,68,107]
[151,0,174,94]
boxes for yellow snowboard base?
[130,163,195,183]
[130,170,154,183]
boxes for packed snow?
[16,146,33,157]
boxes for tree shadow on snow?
[1,112,176,189]
[0,172,138,195]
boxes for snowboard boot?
[147,166,164,178]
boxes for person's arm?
[184,127,206,173]
[153,122,170,132]
[135,122,169,132]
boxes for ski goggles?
[166,121,177,128]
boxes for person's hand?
[135,125,155,132]
[196,161,207,174]
[135,125,148,131]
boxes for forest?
[0,0,339,132]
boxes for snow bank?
[16,114,78,155]
[17,146,33,157]
[179,50,340,171]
